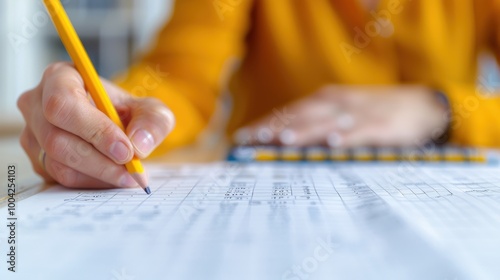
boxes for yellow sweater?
[116,0,500,156]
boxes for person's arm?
[437,0,500,147]
[116,0,254,156]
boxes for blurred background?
[0,0,173,135]
[1,0,500,138]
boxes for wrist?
[432,90,452,145]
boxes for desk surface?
[0,136,38,198]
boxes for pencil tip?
[130,172,150,194]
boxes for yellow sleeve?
[115,0,253,156]
[439,83,500,147]
[439,1,500,147]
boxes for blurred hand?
[234,85,449,148]
[18,62,174,189]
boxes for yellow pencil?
[43,0,151,194]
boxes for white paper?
[1,162,500,279]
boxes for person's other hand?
[234,85,449,147]
[18,62,174,189]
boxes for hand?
[234,85,449,148]
[18,62,174,189]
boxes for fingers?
[19,124,132,189]
[18,62,173,189]
[236,108,358,147]
[233,86,371,146]
[43,156,123,189]
[124,97,175,158]
[233,100,319,145]
[279,113,358,146]
[34,117,139,188]
[41,64,134,164]
[19,128,54,183]
[331,124,384,148]
[278,98,339,127]
[101,79,175,158]
[20,81,139,188]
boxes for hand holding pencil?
[16,0,174,192]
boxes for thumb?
[124,96,175,158]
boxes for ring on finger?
[38,149,47,172]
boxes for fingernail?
[233,128,251,145]
[110,141,131,162]
[257,127,273,144]
[327,132,343,147]
[131,129,155,155]
[120,173,138,188]
[279,129,296,146]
